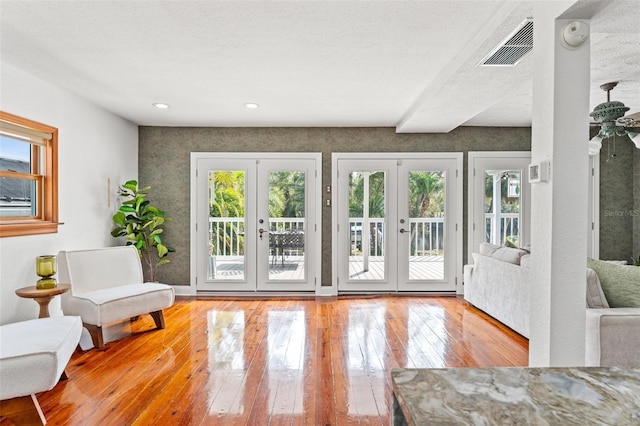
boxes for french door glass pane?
[407,171,445,280]
[348,171,385,280]
[208,170,246,280]
[267,171,306,281]
[484,170,521,247]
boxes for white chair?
[0,316,82,425]
[57,246,175,349]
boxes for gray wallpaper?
[138,126,634,286]
[634,147,640,263]
[599,135,638,262]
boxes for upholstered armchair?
[0,316,82,425]
[57,246,175,349]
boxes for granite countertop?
[392,367,640,425]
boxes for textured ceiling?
[1,0,638,132]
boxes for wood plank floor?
[29,296,528,425]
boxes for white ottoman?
[0,316,82,425]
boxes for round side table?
[15,284,71,318]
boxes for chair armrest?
[586,308,640,367]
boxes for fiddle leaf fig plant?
[111,180,175,282]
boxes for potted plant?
[111,180,175,281]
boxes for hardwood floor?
[31,296,528,425]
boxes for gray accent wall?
[599,136,639,262]
[634,147,640,263]
[138,126,636,286]
[139,126,530,286]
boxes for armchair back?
[58,246,144,295]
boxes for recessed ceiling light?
[244,103,259,109]
[152,103,170,109]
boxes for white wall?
[0,62,138,324]
[529,4,589,366]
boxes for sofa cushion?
[587,258,640,308]
[0,316,82,400]
[479,242,501,257]
[520,254,532,269]
[586,268,609,309]
[491,246,528,265]
[64,283,175,326]
[478,242,527,265]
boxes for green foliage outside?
[484,171,521,214]
[111,180,175,282]
[484,171,522,246]
[209,170,306,255]
[348,171,445,218]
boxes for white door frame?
[331,152,463,295]
[189,152,322,295]
[587,154,600,259]
[467,151,531,264]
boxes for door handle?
[259,228,265,240]
[400,228,406,234]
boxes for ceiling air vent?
[479,18,533,66]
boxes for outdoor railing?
[484,213,520,246]
[209,216,448,257]
[209,218,245,256]
[349,217,445,257]
[209,217,304,256]
[409,217,444,256]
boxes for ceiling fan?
[589,81,640,154]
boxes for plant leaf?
[157,243,168,258]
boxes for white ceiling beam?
[396,1,526,133]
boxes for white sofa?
[0,316,82,425]
[465,244,640,366]
[584,259,640,367]
[463,243,531,337]
[58,246,175,349]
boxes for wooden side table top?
[15,283,71,299]
[15,284,71,318]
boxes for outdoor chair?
[279,230,304,266]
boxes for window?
[0,111,59,237]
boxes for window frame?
[0,111,59,237]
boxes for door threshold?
[196,290,316,298]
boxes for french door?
[192,153,321,292]
[467,152,531,260]
[333,153,462,292]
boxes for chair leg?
[84,323,105,349]
[150,310,166,330]
[0,394,46,425]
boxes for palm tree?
[349,171,385,218]
[272,171,305,218]
[209,171,245,218]
[209,171,246,254]
[409,172,444,218]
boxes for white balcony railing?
[209,216,447,257]
[484,213,519,246]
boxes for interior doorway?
[467,151,531,260]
